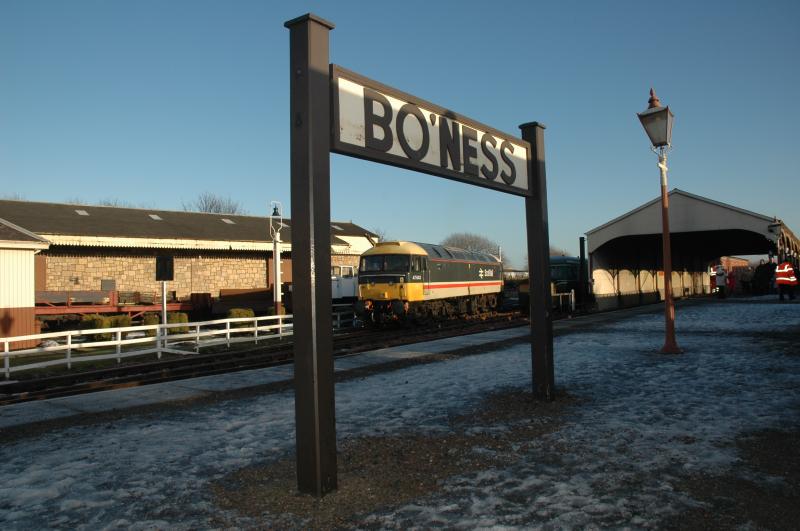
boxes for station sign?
[331,65,531,197]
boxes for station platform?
[0,325,532,431]
[2,296,798,529]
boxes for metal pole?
[273,234,283,315]
[520,122,555,401]
[160,280,168,357]
[161,280,167,330]
[658,151,681,354]
[578,236,587,307]
[285,13,337,497]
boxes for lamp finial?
[648,88,662,109]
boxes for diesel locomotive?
[355,241,503,322]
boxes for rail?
[1,307,356,379]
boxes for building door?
[34,254,46,291]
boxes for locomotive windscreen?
[360,255,410,272]
[551,264,578,281]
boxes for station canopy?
[586,189,799,268]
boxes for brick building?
[0,200,376,302]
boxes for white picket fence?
[1,307,356,380]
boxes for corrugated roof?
[0,200,376,248]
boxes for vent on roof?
[221,218,235,225]
[331,224,343,231]
[149,214,163,221]
[75,209,89,216]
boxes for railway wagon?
[355,241,503,322]
[518,255,582,312]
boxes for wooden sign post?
[285,13,553,497]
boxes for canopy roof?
[586,189,794,258]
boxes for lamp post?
[638,88,681,354]
[269,201,285,315]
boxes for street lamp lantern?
[269,201,285,240]
[638,88,682,354]
[269,201,285,315]
[637,89,674,148]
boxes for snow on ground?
[1,297,798,529]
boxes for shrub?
[81,314,108,330]
[80,314,111,341]
[269,305,286,316]
[142,313,160,337]
[227,308,255,319]
[227,308,255,328]
[167,312,189,334]
[109,314,132,329]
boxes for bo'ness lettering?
[333,68,530,196]
[363,87,517,185]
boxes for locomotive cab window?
[411,256,424,272]
[361,256,382,272]
[360,255,410,272]
[551,265,578,281]
[385,254,410,272]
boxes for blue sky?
[1,1,798,268]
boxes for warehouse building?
[0,199,376,333]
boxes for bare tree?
[95,198,142,208]
[440,232,512,267]
[182,192,247,214]
[370,226,388,243]
[1,193,25,200]
[441,232,500,255]
[65,197,149,208]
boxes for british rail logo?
[332,66,531,197]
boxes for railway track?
[0,312,527,406]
